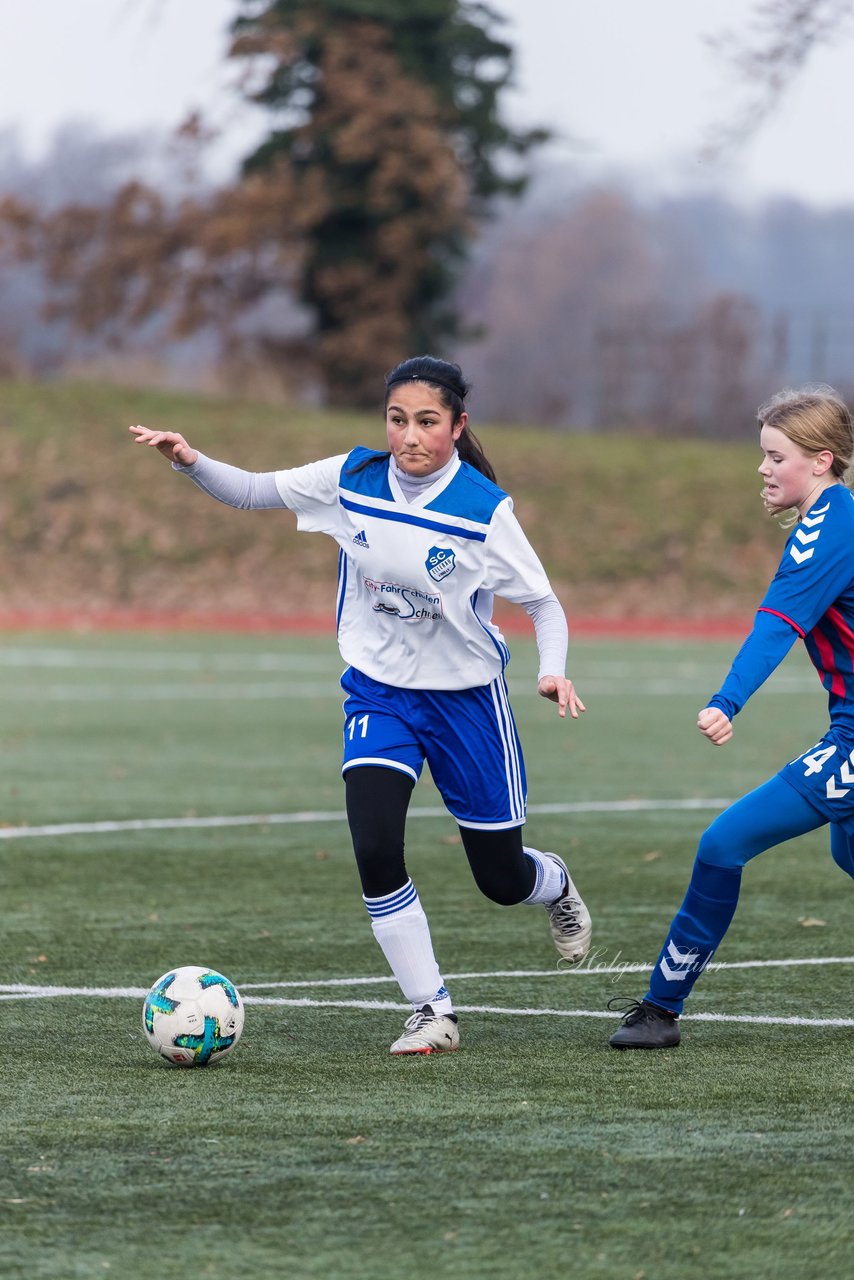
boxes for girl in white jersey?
[131,355,591,1055]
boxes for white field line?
[0,647,790,679]
[0,797,734,841]
[238,999,854,1029]
[1,982,853,1028]
[4,957,854,1028]
[0,643,819,699]
[3,955,852,1000]
[0,678,820,701]
[242,955,854,984]
[0,649,337,672]
[0,649,722,672]
[0,682,338,701]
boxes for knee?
[830,846,854,878]
[461,826,533,905]
[476,881,527,907]
[696,819,743,870]
[830,829,854,880]
[470,865,528,907]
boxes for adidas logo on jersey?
[352,529,370,548]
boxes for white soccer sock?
[363,879,453,1014]
[522,847,567,906]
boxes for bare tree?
[706,0,854,154]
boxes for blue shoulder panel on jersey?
[339,447,394,501]
[426,461,507,524]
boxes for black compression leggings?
[345,766,537,905]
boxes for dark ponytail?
[385,355,497,483]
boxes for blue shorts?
[340,666,527,829]
[781,731,854,833]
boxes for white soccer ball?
[142,965,245,1067]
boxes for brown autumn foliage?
[0,195,36,260]
[0,19,468,406]
[33,168,304,354]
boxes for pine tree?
[226,0,546,402]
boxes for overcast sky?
[0,0,850,206]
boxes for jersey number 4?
[801,744,837,776]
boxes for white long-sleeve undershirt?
[175,451,569,679]
[174,451,285,508]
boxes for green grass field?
[3,630,853,1279]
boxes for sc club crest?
[426,546,456,583]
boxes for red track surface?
[0,610,751,639]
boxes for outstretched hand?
[538,675,586,720]
[128,424,198,467]
[697,706,732,745]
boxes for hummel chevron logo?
[793,503,829,564]
[658,940,708,982]
[827,755,854,799]
[352,530,370,548]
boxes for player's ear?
[814,449,835,476]
[453,412,468,441]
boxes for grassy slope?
[0,378,785,617]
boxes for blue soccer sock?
[644,776,826,1015]
[645,860,743,1015]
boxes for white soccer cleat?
[389,1005,460,1055]
[544,855,592,963]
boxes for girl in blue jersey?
[609,385,854,1049]
[131,355,591,1055]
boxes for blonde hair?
[758,384,853,479]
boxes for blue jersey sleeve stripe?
[339,495,487,541]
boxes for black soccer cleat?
[607,998,681,1050]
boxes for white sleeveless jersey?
[274,448,553,690]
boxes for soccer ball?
[142,965,245,1067]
